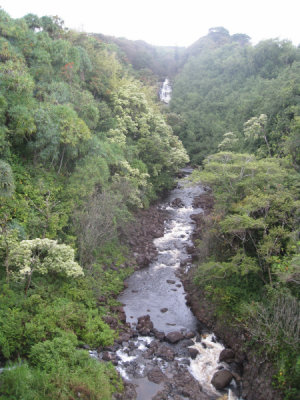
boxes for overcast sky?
[0,0,299,47]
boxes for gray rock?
[147,367,166,384]
[166,331,185,344]
[166,279,176,284]
[156,344,175,361]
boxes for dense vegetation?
[0,9,188,399]
[94,33,185,84]
[176,28,300,400]
[0,9,299,399]
[169,27,300,165]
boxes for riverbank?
[181,189,284,400]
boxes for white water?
[160,78,172,103]
[189,333,227,395]
[117,175,243,399]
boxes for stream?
[98,171,242,399]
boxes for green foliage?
[170,34,300,163]
[0,359,122,400]
[192,150,299,397]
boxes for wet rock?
[165,331,185,344]
[102,351,115,362]
[211,370,233,390]
[114,382,137,400]
[176,284,182,288]
[173,367,205,400]
[185,331,196,339]
[171,198,185,208]
[117,332,132,343]
[219,348,235,363]
[104,343,120,352]
[152,390,168,400]
[181,339,195,347]
[166,279,176,284]
[160,308,168,313]
[155,344,175,361]
[147,367,166,384]
[188,348,199,359]
[153,329,165,341]
[136,315,154,335]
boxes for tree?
[8,238,83,294]
[243,114,271,156]
[0,160,14,197]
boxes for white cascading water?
[114,172,243,399]
[160,78,172,103]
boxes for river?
[100,172,242,399]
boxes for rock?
[102,351,115,362]
[171,198,185,208]
[181,339,195,347]
[117,332,132,343]
[121,382,137,400]
[188,348,199,359]
[155,344,175,361]
[211,370,233,390]
[104,343,120,352]
[153,329,165,341]
[185,331,196,339]
[136,314,154,335]
[103,315,118,329]
[166,331,185,344]
[160,308,168,313]
[166,279,176,284]
[147,367,166,384]
[219,348,235,363]
[173,367,205,400]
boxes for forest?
[0,10,299,400]
[171,27,300,399]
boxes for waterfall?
[160,78,172,104]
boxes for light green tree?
[8,238,83,294]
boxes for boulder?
[153,329,165,340]
[188,348,199,359]
[102,351,115,362]
[155,344,175,361]
[185,331,196,339]
[219,348,235,363]
[136,314,153,335]
[211,370,233,390]
[166,331,185,344]
[147,367,166,384]
[171,198,185,208]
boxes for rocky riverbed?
[93,172,282,400]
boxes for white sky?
[0,0,299,47]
